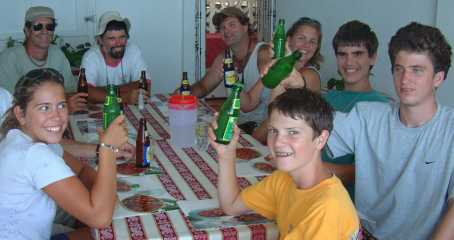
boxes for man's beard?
[109,46,126,59]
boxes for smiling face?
[267,110,325,176]
[336,44,376,90]
[25,17,55,50]
[15,82,68,144]
[393,50,443,109]
[219,17,248,47]
[99,29,128,59]
[288,25,320,66]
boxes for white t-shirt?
[81,43,149,87]
[0,129,74,240]
[238,42,271,124]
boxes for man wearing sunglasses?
[0,6,87,114]
[80,11,150,104]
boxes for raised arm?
[240,45,273,112]
[191,54,224,98]
[208,119,249,215]
[44,115,128,228]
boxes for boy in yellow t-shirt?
[209,88,359,239]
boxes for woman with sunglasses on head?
[0,6,87,114]
[0,68,128,240]
[240,17,324,143]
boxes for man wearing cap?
[191,7,272,132]
[81,11,150,104]
[0,6,86,113]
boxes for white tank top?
[238,42,271,124]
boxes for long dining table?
[68,94,279,240]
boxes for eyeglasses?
[31,23,57,32]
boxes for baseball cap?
[25,6,55,22]
[212,7,249,27]
[96,11,130,36]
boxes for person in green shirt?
[322,20,392,199]
[0,6,87,114]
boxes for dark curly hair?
[268,88,333,139]
[388,22,452,80]
[332,20,378,57]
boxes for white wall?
[436,0,454,107]
[277,0,454,106]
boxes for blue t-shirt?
[322,90,391,199]
[328,101,454,239]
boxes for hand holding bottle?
[208,113,240,160]
[124,87,149,105]
[98,115,129,156]
[269,68,304,103]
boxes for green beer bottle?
[103,84,121,129]
[262,51,302,89]
[273,19,286,59]
[215,83,243,144]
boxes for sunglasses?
[31,23,57,32]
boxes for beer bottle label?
[224,70,237,87]
[221,117,238,141]
[232,98,240,109]
[224,58,233,64]
[181,90,191,96]
[144,143,150,166]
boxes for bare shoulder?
[300,67,320,79]
[300,67,321,92]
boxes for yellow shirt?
[241,171,359,240]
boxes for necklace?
[26,49,47,67]
[233,38,256,73]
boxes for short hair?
[268,88,333,139]
[212,7,250,32]
[100,20,129,38]
[332,20,378,57]
[287,17,324,69]
[388,22,452,80]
